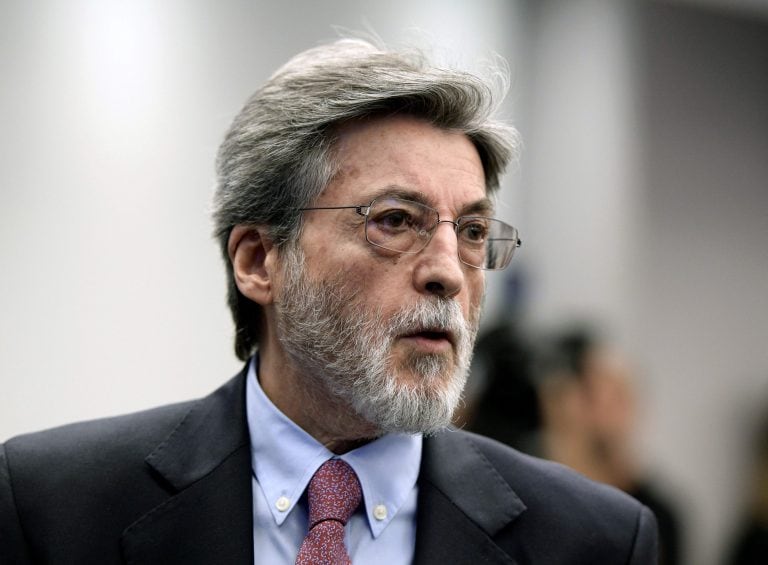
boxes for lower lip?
[400,334,453,353]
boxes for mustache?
[384,298,471,345]
[389,298,466,334]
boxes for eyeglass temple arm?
[488,237,522,247]
[299,205,371,216]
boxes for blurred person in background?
[536,328,681,565]
[0,39,657,564]
[467,324,681,565]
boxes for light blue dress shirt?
[246,358,422,564]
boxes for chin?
[397,350,456,382]
[351,360,468,436]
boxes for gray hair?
[213,38,519,360]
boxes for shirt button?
[275,496,290,512]
[373,504,388,521]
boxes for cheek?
[465,274,486,319]
[342,242,406,280]
[356,261,405,298]
[301,220,415,302]
[308,245,401,297]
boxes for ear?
[228,225,278,306]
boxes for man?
[0,39,657,564]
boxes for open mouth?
[400,328,455,350]
[416,330,449,341]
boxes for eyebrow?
[364,185,496,217]
[461,198,495,217]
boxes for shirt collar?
[246,356,422,538]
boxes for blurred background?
[1,1,766,563]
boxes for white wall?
[519,0,641,338]
[637,5,768,563]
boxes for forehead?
[320,115,490,213]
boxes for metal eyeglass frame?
[299,196,521,271]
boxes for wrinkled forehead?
[322,114,490,215]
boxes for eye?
[459,219,489,243]
[376,209,412,230]
[369,198,430,234]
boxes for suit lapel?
[117,371,524,564]
[121,369,254,564]
[413,431,526,565]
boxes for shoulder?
[465,430,637,507]
[2,366,249,476]
[1,399,199,527]
[421,429,658,563]
[434,429,637,503]
[2,368,248,499]
[0,400,195,562]
[3,399,196,472]
[1,370,250,563]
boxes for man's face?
[274,115,488,434]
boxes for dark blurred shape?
[725,406,768,565]
[727,523,768,565]
[463,323,541,455]
[465,323,683,565]
[630,482,683,565]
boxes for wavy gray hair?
[213,38,519,360]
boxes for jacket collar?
[119,367,526,564]
[121,367,254,564]
[414,430,526,565]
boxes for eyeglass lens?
[364,197,518,270]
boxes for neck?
[257,338,381,454]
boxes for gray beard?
[274,245,480,435]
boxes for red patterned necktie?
[295,459,362,565]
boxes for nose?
[412,221,465,298]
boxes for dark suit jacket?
[0,367,658,564]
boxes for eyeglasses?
[300,196,521,270]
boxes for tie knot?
[307,459,362,528]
